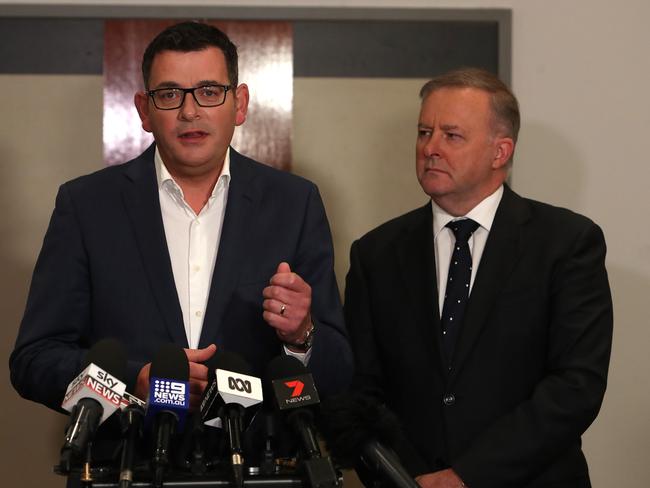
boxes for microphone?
[199,351,263,488]
[258,379,281,476]
[319,392,419,488]
[59,338,127,473]
[266,355,340,488]
[145,343,190,488]
[118,392,146,488]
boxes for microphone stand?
[223,407,245,488]
[259,411,277,476]
[289,412,339,488]
[151,412,177,488]
[119,405,144,488]
[80,442,94,488]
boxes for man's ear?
[134,91,153,133]
[233,84,249,127]
[492,136,515,169]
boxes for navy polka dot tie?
[441,218,479,365]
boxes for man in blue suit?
[10,22,351,421]
[345,69,612,487]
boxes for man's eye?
[199,86,221,97]
[446,132,461,140]
[418,129,431,137]
[159,90,179,100]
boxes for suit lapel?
[121,145,187,346]
[395,202,448,375]
[449,185,531,382]
[199,149,258,347]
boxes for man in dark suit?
[345,68,612,488]
[10,22,351,425]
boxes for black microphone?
[118,392,146,488]
[258,379,280,476]
[266,355,340,488]
[59,338,127,474]
[145,343,190,488]
[200,351,263,488]
[319,392,419,488]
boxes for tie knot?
[447,219,479,243]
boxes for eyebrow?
[440,124,461,131]
[417,123,464,132]
[151,80,224,89]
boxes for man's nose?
[179,92,200,120]
[423,133,441,158]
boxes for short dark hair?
[141,21,238,89]
[420,67,520,143]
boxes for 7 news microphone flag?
[266,355,340,488]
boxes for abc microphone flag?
[200,351,263,427]
[199,351,263,488]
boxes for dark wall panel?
[0,18,500,79]
[294,20,499,78]
[0,19,103,74]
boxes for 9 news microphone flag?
[145,343,190,488]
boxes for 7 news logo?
[273,374,319,410]
[284,380,304,397]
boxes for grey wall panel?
[0,18,103,74]
[294,20,499,78]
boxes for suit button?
[443,394,456,406]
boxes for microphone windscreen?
[265,354,306,381]
[150,343,189,381]
[319,392,403,468]
[206,350,253,376]
[83,338,127,382]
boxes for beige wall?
[293,78,430,288]
[1,74,103,485]
[2,0,649,486]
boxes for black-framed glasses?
[147,84,232,110]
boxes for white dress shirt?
[155,147,230,349]
[155,148,310,362]
[432,185,504,316]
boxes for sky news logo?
[152,379,187,406]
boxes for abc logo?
[228,376,252,393]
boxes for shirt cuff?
[282,344,312,365]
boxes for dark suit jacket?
[10,145,352,413]
[344,185,612,488]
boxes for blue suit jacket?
[10,145,352,411]
[345,185,612,488]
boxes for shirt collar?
[154,146,231,199]
[431,185,504,238]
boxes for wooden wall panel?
[103,20,292,170]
